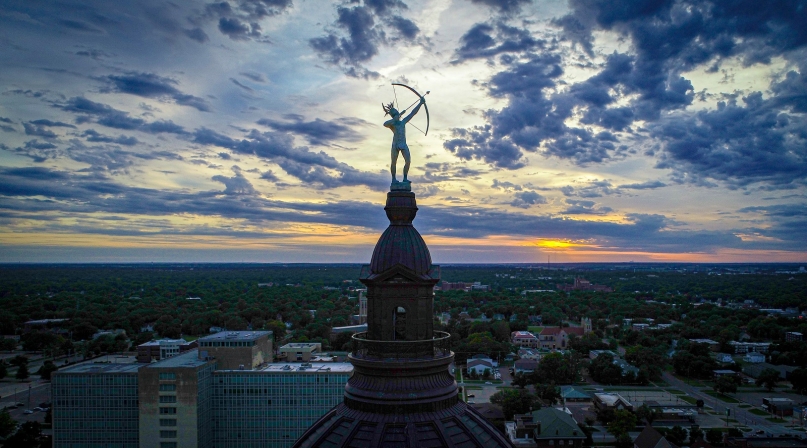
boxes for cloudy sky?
[0,0,805,263]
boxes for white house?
[467,359,495,375]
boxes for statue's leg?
[402,147,411,181]
[391,146,398,181]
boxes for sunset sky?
[0,0,805,263]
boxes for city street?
[662,372,804,436]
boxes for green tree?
[534,383,561,405]
[714,375,739,395]
[667,426,687,446]
[756,368,780,391]
[635,404,661,424]
[0,360,7,380]
[689,426,704,443]
[789,368,807,394]
[9,355,28,368]
[38,360,58,381]
[589,352,624,385]
[16,362,29,381]
[512,372,529,389]
[615,433,633,448]
[706,428,723,446]
[607,410,637,438]
[3,421,43,448]
[0,409,17,438]
[490,389,541,420]
[490,321,511,343]
[0,338,17,351]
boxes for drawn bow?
[392,83,430,136]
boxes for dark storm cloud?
[446,0,807,191]
[467,0,532,14]
[619,180,667,190]
[561,199,613,215]
[230,78,254,92]
[256,115,363,145]
[23,123,58,139]
[453,22,543,63]
[510,190,546,208]
[309,0,419,78]
[212,167,257,195]
[0,165,762,252]
[29,119,76,128]
[82,129,139,146]
[260,170,279,182]
[239,71,267,83]
[218,17,261,40]
[101,72,211,112]
[57,97,188,135]
[192,127,386,190]
[653,92,807,189]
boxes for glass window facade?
[211,371,350,448]
[52,370,140,448]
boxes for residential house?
[634,425,678,448]
[715,353,735,364]
[505,408,586,448]
[467,359,495,376]
[518,348,543,361]
[514,359,539,375]
[561,386,592,402]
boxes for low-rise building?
[713,369,739,379]
[763,397,795,416]
[786,332,803,342]
[743,353,765,363]
[593,393,633,411]
[512,331,539,348]
[729,341,771,354]
[505,408,586,448]
[278,342,322,362]
[136,338,198,363]
[689,339,720,351]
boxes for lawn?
[664,389,686,395]
[749,409,769,416]
[704,390,740,403]
[738,404,752,408]
[679,396,698,405]
[766,417,788,423]
[528,326,544,334]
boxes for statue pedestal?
[390,180,411,191]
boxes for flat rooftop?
[280,343,321,351]
[254,362,354,374]
[145,349,210,368]
[198,330,271,342]
[57,361,142,374]
[138,339,187,347]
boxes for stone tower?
[293,186,513,448]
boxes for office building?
[53,331,352,448]
[52,362,141,448]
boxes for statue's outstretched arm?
[402,97,425,124]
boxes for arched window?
[393,306,406,341]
